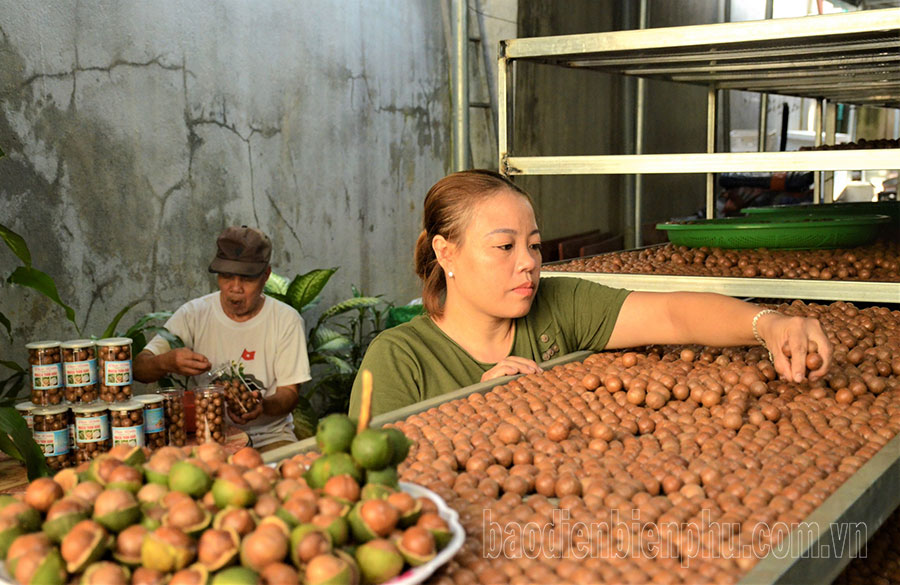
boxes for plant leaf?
[128,327,183,355]
[286,268,337,313]
[0,432,23,461]
[0,406,50,480]
[311,326,352,353]
[1,360,25,373]
[123,311,173,337]
[301,295,322,314]
[386,304,426,329]
[0,370,27,402]
[102,301,140,338]
[264,272,290,296]
[0,310,11,342]
[292,394,318,440]
[147,327,184,349]
[322,355,354,374]
[306,372,355,417]
[0,223,32,267]
[7,266,79,333]
[131,332,148,354]
[265,291,288,305]
[319,297,381,321]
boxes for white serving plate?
[386,481,466,585]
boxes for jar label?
[112,425,144,448]
[34,429,69,456]
[76,414,110,443]
[105,361,132,386]
[32,363,62,390]
[65,359,97,387]
[145,407,165,434]
[23,415,33,430]
[69,424,77,451]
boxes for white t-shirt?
[144,292,311,447]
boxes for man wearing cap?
[134,226,311,451]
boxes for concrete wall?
[1,0,451,368]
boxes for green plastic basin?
[657,214,890,250]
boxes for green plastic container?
[744,201,899,221]
[657,214,890,250]
[743,202,899,242]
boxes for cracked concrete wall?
[1,1,450,367]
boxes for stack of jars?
[21,336,173,471]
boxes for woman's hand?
[756,312,833,382]
[481,357,543,383]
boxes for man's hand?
[135,348,211,384]
[481,357,543,383]
[227,385,300,426]
[227,390,263,425]
[165,348,212,377]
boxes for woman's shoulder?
[537,275,627,296]
[536,275,609,299]
[537,275,578,291]
[362,316,449,374]
[370,315,440,349]
[528,277,630,329]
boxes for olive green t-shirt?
[348,276,631,419]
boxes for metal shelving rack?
[498,8,900,303]
[541,270,899,304]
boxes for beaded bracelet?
[752,308,778,362]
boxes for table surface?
[0,427,249,495]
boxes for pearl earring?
[448,271,454,278]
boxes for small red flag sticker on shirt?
[241,349,255,361]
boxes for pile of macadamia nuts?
[380,299,900,585]
[799,137,900,151]
[546,242,900,282]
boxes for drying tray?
[261,350,900,585]
[657,214,890,249]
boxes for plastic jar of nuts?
[135,395,167,450]
[26,340,63,406]
[32,405,70,472]
[96,337,133,402]
[199,363,264,417]
[159,388,186,447]
[61,339,99,403]
[194,386,226,445]
[14,400,35,431]
[72,402,110,463]
[109,401,144,448]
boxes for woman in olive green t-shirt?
[349,170,832,419]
